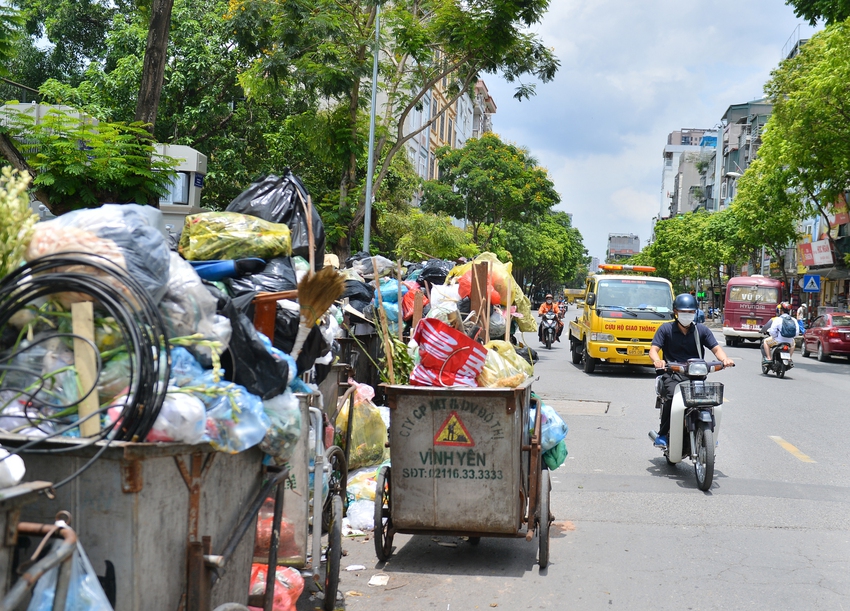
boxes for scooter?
[540,311,558,349]
[762,341,793,378]
[649,359,727,491]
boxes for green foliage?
[378,208,480,262]
[759,20,850,231]
[785,0,850,24]
[421,133,560,248]
[0,6,23,76]
[4,105,176,212]
[499,211,587,294]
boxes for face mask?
[677,312,695,326]
[546,300,553,305]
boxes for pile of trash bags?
[0,171,338,475]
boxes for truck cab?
[569,265,675,373]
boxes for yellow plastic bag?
[179,212,292,261]
[477,340,534,388]
[335,382,388,469]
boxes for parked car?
[801,313,850,361]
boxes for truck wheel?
[570,340,581,364]
[583,342,596,374]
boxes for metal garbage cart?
[375,380,553,568]
[0,435,266,610]
[258,393,345,611]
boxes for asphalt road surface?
[318,306,850,611]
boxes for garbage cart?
[375,381,553,568]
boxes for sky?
[484,0,820,263]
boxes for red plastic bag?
[402,283,429,321]
[248,563,304,611]
[409,318,488,387]
[457,270,502,306]
[254,498,300,559]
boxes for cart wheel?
[538,468,551,569]
[323,445,348,532]
[323,494,343,611]
[374,466,394,561]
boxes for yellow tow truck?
[568,265,675,374]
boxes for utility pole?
[362,3,381,253]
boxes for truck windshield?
[728,286,779,303]
[596,279,673,311]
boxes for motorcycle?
[762,341,793,378]
[540,311,558,349]
[648,359,727,491]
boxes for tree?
[501,211,587,295]
[785,0,850,24]
[227,0,558,255]
[421,133,559,248]
[378,209,479,261]
[0,5,23,76]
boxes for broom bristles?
[297,266,345,325]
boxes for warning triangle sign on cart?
[433,411,475,447]
[804,275,820,292]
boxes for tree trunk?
[134,0,175,130]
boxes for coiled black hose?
[0,253,170,466]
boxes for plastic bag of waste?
[227,256,298,297]
[346,466,379,503]
[543,439,567,470]
[260,390,302,464]
[97,353,132,404]
[205,385,271,453]
[409,318,488,387]
[146,391,208,444]
[335,381,387,469]
[248,562,304,611]
[419,258,454,286]
[0,447,25,488]
[226,172,325,271]
[27,542,113,611]
[346,499,375,531]
[179,211,292,261]
[477,340,533,388]
[160,253,232,358]
[351,255,395,280]
[253,498,300,559]
[29,204,171,301]
[530,400,568,452]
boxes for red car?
[802,313,850,361]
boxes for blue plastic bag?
[260,390,302,464]
[27,541,113,611]
[205,384,271,453]
[373,278,408,304]
[530,401,568,452]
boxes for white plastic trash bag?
[27,541,113,611]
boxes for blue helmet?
[673,293,698,311]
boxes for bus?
[722,275,783,347]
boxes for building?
[660,129,712,218]
[589,256,600,273]
[606,233,641,261]
[718,99,772,208]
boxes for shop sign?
[811,239,834,266]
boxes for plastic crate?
[680,381,723,407]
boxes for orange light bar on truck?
[598,264,656,273]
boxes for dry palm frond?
[289,266,345,359]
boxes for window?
[431,99,438,132]
[448,118,454,146]
[439,114,445,141]
[727,286,779,303]
[429,153,436,179]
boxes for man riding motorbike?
[538,294,563,342]
[648,293,735,448]
[761,302,797,362]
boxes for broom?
[288,266,346,360]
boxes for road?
[326,306,850,611]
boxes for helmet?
[779,301,792,314]
[545,294,553,299]
[673,293,698,311]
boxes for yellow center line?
[769,436,816,463]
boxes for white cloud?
[484,0,820,259]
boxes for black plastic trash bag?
[225,172,325,270]
[273,307,329,373]
[227,257,298,297]
[419,259,454,286]
[205,285,290,400]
